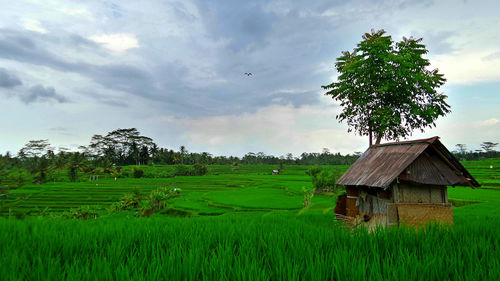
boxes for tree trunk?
[369,126,373,146]
[375,134,382,145]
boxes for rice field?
[1,160,499,280]
[0,165,348,217]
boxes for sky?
[0,0,499,157]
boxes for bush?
[132,167,144,178]
[64,205,99,220]
[193,163,209,176]
[148,188,180,211]
[12,210,26,220]
[306,167,322,178]
[174,165,194,176]
[111,189,142,212]
[141,207,155,217]
[307,168,342,193]
[315,170,337,191]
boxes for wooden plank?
[393,183,400,203]
[387,203,398,226]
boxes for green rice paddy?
[1,160,499,280]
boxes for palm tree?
[68,153,89,182]
[179,146,187,164]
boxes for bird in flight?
[244,72,252,76]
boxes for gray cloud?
[0,29,72,70]
[198,1,276,52]
[0,68,22,88]
[271,89,321,107]
[398,0,434,9]
[483,51,500,61]
[410,31,456,55]
[0,0,472,119]
[21,85,68,104]
[0,0,499,157]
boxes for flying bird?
[244,72,252,76]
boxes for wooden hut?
[335,137,479,228]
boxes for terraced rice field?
[1,161,499,217]
[0,165,346,217]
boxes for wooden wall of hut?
[345,186,359,217]
[394,182,447,204]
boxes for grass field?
[1,160,499,280]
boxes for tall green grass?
[1,213,498,281]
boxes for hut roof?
[337,137,480,188]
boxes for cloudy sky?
[1,0,499,157]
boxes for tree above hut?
[322,29,450,145]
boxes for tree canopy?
[322,29,450,145]
[480,142,499,153]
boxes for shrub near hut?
[307,167,341,193]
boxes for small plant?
[141,207,155,217]
[302,186,314,208]
[12,209,26,219]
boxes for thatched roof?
[337,137,480,188]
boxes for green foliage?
[132,167,144,178]
[63,205,99,220]
[314,170,336,191]
[99,158,114,173]
[67,153,89,182]
[111,189,142,212]
[68,166,78,182]
[322,29,450,143]
[148,188,179,211]
[86,128,154,166]
[307,167,341,192]
[306,167,322,178]
[193,163,209,176]
[0,168,32,190]
[301,186,314,208]
[174,165,194,176]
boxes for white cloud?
[59,7,88,16]
[89,33,139,53]
[179,105,367,155]
[23,19,47,33]
[431,50,500,84]
[271,88,312,95]
[477,118,500,127]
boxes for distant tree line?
[1,127,498,188]
[453,142,500,161]
[1,128,360,168]
[0,128,363,187]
